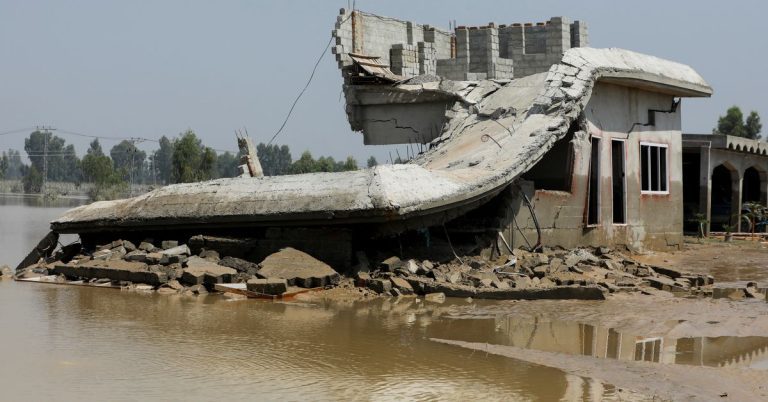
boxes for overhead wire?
[266,12,353,146]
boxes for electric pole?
[36,125,56,197]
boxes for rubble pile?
[14,236,716,301]
[14,238,341,297]
[357,247,715,300]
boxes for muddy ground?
[634,237,768,283]
[302,237,768,401]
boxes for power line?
[266,13,350,146]
[0,127,37,136]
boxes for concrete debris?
[0,264,13,279]
[181,257,237,286]
[257,247,340,288]
[246,278,288,296]
[358,246,716,300]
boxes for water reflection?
[430,313,768,370]
[2,282,594,401]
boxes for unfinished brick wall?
[331,10,588,81]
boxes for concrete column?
[506,24,525,57]
[699,146,712,234]
[732,173,743,232]
[546,17,572,55]
[454,27,470,73]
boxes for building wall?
[682,141,768,233]
[332,10,587,81]
[508,82,683,251]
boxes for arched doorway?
[742,167,762,204]
[742,166,766,233]
[711,164,735,231]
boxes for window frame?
[639,142,670,195]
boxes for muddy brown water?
[1,196,767,401]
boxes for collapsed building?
[42,9,712,271]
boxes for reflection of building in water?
[494,316,768,368]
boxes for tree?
[291,151,318,174]
[715,106,762,140]
[152,136,174,184]
[316,156,336,172]
[2,150,26,180]
[256,143,293,176]
[367,156,378,168]
[22,165,43,194]
[171,130,217,183]
[81,152,127,200]
[62,144,81,183]
[23,130,72,182]
[110,140,146,184]
[87,139,104,157]
[342,156,358,171]
[217,151,240,178]
[0,152,7,179]
[746,111,763,140]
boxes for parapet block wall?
[332,9,588,81]
[332,9,452,77]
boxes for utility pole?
[36,125,56,197]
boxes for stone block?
[161,240,179,250]
[257,247,340,288]
[161,245,190,257]
[124,250,148,263]
[367,278,392,294]
[246,278,288,295]
[390,277,414,294]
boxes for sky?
[1,0,766,164]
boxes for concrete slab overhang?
[51,48,712,234]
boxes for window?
[640,143,668,193]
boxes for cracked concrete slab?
[51,48,711,236]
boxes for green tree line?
[1,129,379,200]
[715,106,762,140]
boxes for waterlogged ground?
[2,197,768,401]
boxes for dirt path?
[432,338,768,401]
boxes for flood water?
[1,196,766,401]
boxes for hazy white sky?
[1,0,766,163]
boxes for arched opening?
[711,164,736,231]
[743,167,762,204]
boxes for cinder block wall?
[332,10,588,81]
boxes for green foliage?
[746,111,762,140]
[741,202,767,236]
[216,151,240,178]
[23,130,81,182]
[716,106,762,140]
[2,150,26,180]
[22,165,43,194]
[291,151,317,174]
[110,140,146,183]
[343,156,358,171]
[688,213,709,238]
[152,136,174,184]
[289,150,359,174]
[171,130,217,183]
[81,152,128,201]
[0,152,7,179]
[256,143,292,176]
[87,139,104,157]
[367,156,378,168]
